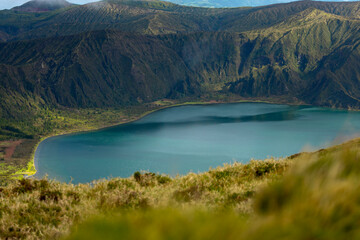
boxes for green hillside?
[1,0,360,41]
[1,7,360,110]
[170,0,356,8]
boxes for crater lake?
[34,103,360,183]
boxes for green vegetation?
[0,155,290,239]
[1,139,360,239]
[0,103,158,181]
[66,210,248,240]
[170,0,348,8]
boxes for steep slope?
[0,1,360,117]
[0,31,199,113]
[21,1,217,37]
[226,9,360,108]
[1,8,360,113]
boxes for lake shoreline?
[27,97,357,180]
[28,99,293,179]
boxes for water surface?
[34,103,360,183]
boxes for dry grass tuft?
[0,158,291,239]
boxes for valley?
[1,0,360,180]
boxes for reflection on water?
[34,103,360,183]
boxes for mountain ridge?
[0,0,359,42]
[169,0,360,8]
[12,0,73,12]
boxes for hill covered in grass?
[169,0,357,8]
[1,138,360,239]
[2,0,360,41]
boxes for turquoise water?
[34,103,360,183]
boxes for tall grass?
[0,158,290,239]
[246,146,360,239]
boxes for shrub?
[38,179,50,190]
[12,178,36,194]
[39,189,63,202]
[173,185,204,202]
[226,190,255,205]
[133,172,141,182]
[66,190,81,204]
[156,175,172,184]
[107,180,121,190]
[254,162,276,177]
[133,172,168,186]
[211,170,232,180]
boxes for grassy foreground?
[0,157,290,239]
[1,139,360,239]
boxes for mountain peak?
[12,0,73,12]
[296,8,338,19]
[270,8,346,31]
